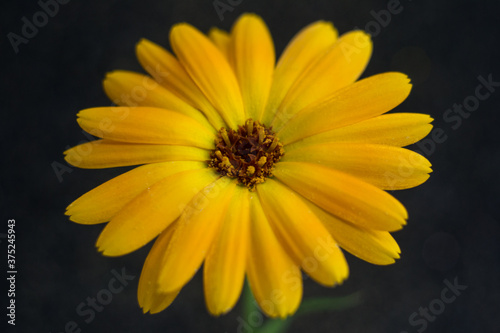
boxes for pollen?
[208,119,285,190]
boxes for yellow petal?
[229,13,275,121]
[138,225,180,314]
[274,162,407,231]
[158,177,237,293]
[283,143,432,190]
[76,107,215,149]
[257,179,349,286]
[278,72,412,145]
[285,113,433,148]
[307,203,401,265]
[135,39,225,129]
[96,168,219,256]
[262,21,338,125]
[103,70,211,128]
[273,31,372,130]
[208,27,231,60]
[170,23,245,129]
[65,161,205,224]
[64,140,209,169]
[204,186,250,316]
[247,194,302,318]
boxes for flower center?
[208,119,285,190]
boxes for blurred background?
[1,0,499,332]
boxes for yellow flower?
[65,13,432,318]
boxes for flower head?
[65,13,432,318]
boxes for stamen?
[208,119,285,190]
[257,156,267,167]
[219,156,232,169]
[268,138,279,152]
[246,119,253,135]
[220,128,231,147]
[246,166,255,176]
[257,126,265,144]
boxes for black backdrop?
[2,0,500,332]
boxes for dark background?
[2,0,499,332]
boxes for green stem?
[242,278,258,321]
